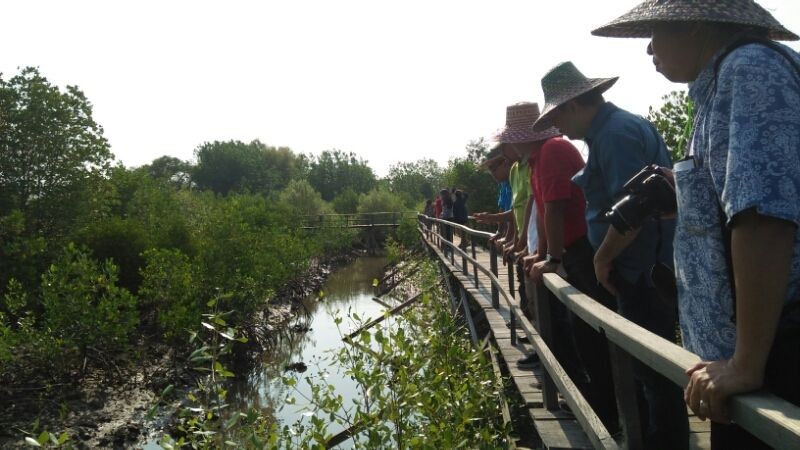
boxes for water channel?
[147,255,399,448]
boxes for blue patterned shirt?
[676,42,800,360]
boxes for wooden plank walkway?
[425,233,710,450]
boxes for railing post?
[471,238,478,287]
[535,283,559,411]
[608,341,644,450]
[448,224,455,266]
[508,257,516,346]
[490,244,499,309]
[461,228,468,274]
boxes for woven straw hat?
[532,62,618,131]
[592,0,798,41]
[494,102,561,144]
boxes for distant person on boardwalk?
[439,188,454,255]
[475,143,514,246]
[423,199,434,218]
[533,62,688,449]
[434,194,443,219]
[594,1,800,448]
[423,199,434,229]
[452,190,469,226]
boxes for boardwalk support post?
[490,244,499,309]
[608,341,644,450]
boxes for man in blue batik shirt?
[594,1,800,448]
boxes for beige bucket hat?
[532,62,618,131]
[591,0,798,41]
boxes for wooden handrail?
[417,216,800,449]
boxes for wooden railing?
[417,214,800,450]
[301,211,417,229]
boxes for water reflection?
[231,256,397,443]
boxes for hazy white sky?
[3,0,799,176]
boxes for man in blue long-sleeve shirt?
[534,61,688,450]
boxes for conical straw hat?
[592,0,798,41]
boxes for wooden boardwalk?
[422,229,712,450]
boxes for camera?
[605,165,677,234]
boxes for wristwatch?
[545,253,562,265]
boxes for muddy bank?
[0,249,366,449]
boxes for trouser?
[710,309,800,450]
[615,271,689,450]
[561,236,620,433]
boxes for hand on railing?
[685,358,763,424]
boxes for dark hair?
[455,190,463,199]
[425,199,432,205]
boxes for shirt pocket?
[674,166,720,237]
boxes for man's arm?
[474,210,513,224]
[529,200,566,281]
[594,226,640,295]
[685,209,795,422]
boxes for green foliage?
[42,244,138,354]
[357,189,406,214]
[153,259,510,449]
[278,259,510,448]
[144,155,193,186]
[0,210,47,299]
[139,249,201,340]
[193,140,306,196]
[156,299,255,450]
[386,159,443,207]
[76,217,148,293]
[395,217,420,249]
[647,90,694,162]
[0,67,111,233]
[308,150,376,201]
[277,179,332,217]
[331,188,360,214]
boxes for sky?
[2,0,800,177]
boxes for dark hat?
[533,62,618,131]
[592,0,798,41]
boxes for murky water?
[247,256,396,436]
[145,256,397,448]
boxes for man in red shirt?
[523,136,619,432]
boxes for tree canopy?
[192,140,306,195]
[307,149,376,201]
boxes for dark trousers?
[615,272,689,450]
[561,236,620,433]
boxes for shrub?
[42,244,138,355]
[139,248,201,340]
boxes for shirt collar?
[688,38,745,105]
[585,102,619,144]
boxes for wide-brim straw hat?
[494,102,561,144]
[592,0,798,41]
[532,62,618,131]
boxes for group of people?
[424,188,470,226]
[444,1,800,449]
